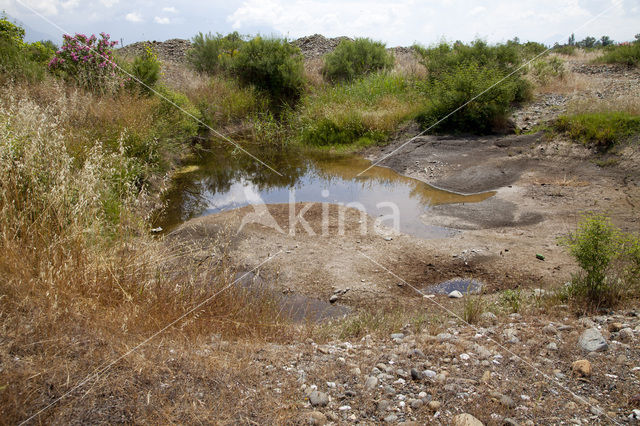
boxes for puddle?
[156,145,495,239]
[421,278,484,295]
[235,271,350,322]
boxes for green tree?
[568,33,575,46]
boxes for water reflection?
[157,144,495,238]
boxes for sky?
[1,0,638,47]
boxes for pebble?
[619,328,634,342]
[453,413,484,426]
[309,390,329,407]
[479,311,498,325]
[390,333,405,340]
[572,359,592,377]
[578,328,608,352]
[410,368,422,380]
[448,290,463,298]
[409,398,424,409]
[377,399,391,412]
[423,369,437,378]
[364,376,378,391]
[384,414,398,422]
[428,400,441,411]
[304,411,327,425]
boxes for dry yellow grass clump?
[0,81,293,423]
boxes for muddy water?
[157,145,495,238]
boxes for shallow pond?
[157,144,495,239]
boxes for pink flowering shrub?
[49,32,126,92]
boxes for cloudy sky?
[1,0,638,46]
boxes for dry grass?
[0,80,296,423]
[567,95,640,116]
[392,50,426,78]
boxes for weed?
[462,295,485,324]
[501,289,522,313]
[530,56,566,85]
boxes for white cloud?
[100,0,119,7]
[154,16,171,24]
[162,6,177,13]
[125,11,143,22]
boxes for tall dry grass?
[0,81,293,423]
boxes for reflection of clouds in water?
[203,179,263,211]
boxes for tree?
[635,34,640,43]
[568,33,575,46]
[600,35,613,47]
[578,36,596,48]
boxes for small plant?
[560,214,623,307]
[229,36,305,106]
[187,31,244,74]
[322,37,394,82]
[48,32,124,92]
[595,42,640,66]
[462,294,485,324]
[127,42,161,94]
[501,289,522,313]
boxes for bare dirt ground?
[160,55,640,424]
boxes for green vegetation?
[553,112,640,149]
[561,214,640,308]
[127,42,161,94]
[322,37,394,82]
[413,40,532,133]
[229,36,305,105]
[530,56,565,85]
[187,31,244,73]
[596,41,640,66]
[297,72,422,146]
[500,289,522,313]
[0,16,54,82]
[462,294,485,324]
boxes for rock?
[410,368,422,380]
[449,290,463,298]
[619,327,634,342]
[329,294,339,304]
[503,418,520,426]
[460,353,470,361]
[542,324,558,335]
[453,413,484,426]
[338,405,351,411]
[384,414,398,422]
[309,390,329,407]
[423,369,437,378]
[479,311,498,325]
[629,409,640,421]
[572,359,592,377]
[377,399,391,412]
[364,376,378,391]
[609,322,624,332]
[473,344,492,360]
[428,400,441,411]
[436,332,453,341]
[533,288,546,297]
[409,398,424,409]
[390,333,405,340]
[435,373,447,384]
[578,328,608,352]
[304,411,327,425]
[481,370,492,383]
[503,328,520,344]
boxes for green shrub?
[554,44,577,55]
[560,214,623,307]
[0,17,52,81]
[187,31,244,74]
[462,295,485,324]
[596,42,640,66]
[530,56,566,85]
[322,37,394,82]
[229,36,305,105]
[553,112,640,149]
[127,43,161,94]
[414,40,531,133]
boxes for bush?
[553,112,640,149]
[322,37,394,82]
[554,44,577,55]
[530,56,566,85]
[414,40,532,133]
[560,215,624,307]
[127,43,161,94]
[596,42,640,66]
[501,289,522,313]
[187,31,244,74]
[48,32,125,92]
[0,17,53,81]
[229,36,305,105]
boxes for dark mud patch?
[421,278,484,295]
